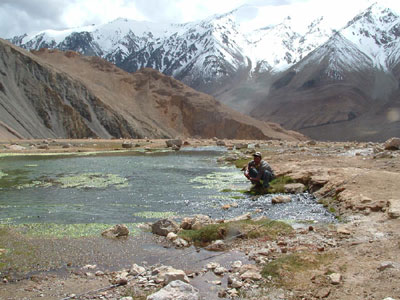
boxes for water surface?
[0,147,335,226]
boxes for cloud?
[0,0,397,39]
[0,0,75,38]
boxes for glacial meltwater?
[0,147,336,228]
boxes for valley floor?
[0,138,399,300]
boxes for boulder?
[284,183,306,193]
[165,139,183,148]
[384,137,400,150]
[122,141,133,148]
[173,238,189,248]
[240,270,262,281]
[271,195,292,204]
[234,143,248,150]
[130,264,146,276]
[152,219,179,236]
[373,151,394,159]
[101,224,129,238]
[147,280,199,300]
[206,262,221,270]
[231,261,243,272]
[226,213,252,222]
[166,232,178,241]
[205,240,227,251]
[388,199,400,219]
[328,273,342,285]
[213,266,228,275]
[377,261,400,271]
[152,266,190,285]
[216,140,226,146]
[7,145,26,151]
[180,215,214,230]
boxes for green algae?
[0,168,33,189]
[0,148,169,158]
[1,223,139,238]
[5,172,129,190]
[132,211,176,219]
[189,170,243,190]
[55,172,129,189]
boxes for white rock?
[284,183,306,193]
[173,237,189,248]
[82,264,97,270]
[166,232,178,241]
[329,273,342,285]
[147,280,199,300]
[130,264,146,276]
[214,267,228,275]
[206,262,220,270]
[271,195,292,204]
[205,240,226,251]
[231,261,243,272]
[240,270,262,281]
[101,224,129,238]
[388,199,400,219]
[153,266,190,285]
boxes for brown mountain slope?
[0,39,305,141]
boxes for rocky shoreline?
[0,138,400,300]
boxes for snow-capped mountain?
[10,3,400,84]
[9,5,337,91]
[7,1,400,141]
[341,3,400,69]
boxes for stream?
[0,147,335,226]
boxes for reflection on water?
[0,148,335,226]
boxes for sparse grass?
[267,176,295,193]
[231,195,245,200]
[178,218,293,246]
[318,196,340,218]
[261,252,333,286]
[0,227,39,275]
[122,286,155,299]
[234,158,250,169]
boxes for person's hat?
[253,152,262,158]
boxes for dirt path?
[0,138,399,300]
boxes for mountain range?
[8,2,400,141]
[0,39,304,141]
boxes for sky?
[1,0,399,39]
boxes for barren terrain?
[0,138,399,300]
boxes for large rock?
[180,215,214,230]
[152,219,179,236]
[165,139,183,148]
[101,224,129,238]
[271,195,292,204]
[147,280,199,300]
[384,137,400,150]
[284,183,306,193]
[122,141,133,148]
[388,199,400,219]
[152,266,190,285]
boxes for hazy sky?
[0,0,398,39]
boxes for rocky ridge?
[7,3,400,142]
[0,39,304,141]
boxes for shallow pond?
[0,147,335,229]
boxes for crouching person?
[244,152,275,189]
